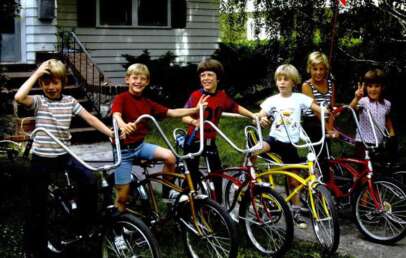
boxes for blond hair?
[306,51,329,74]
[274,64,301,86]
[39,59,68,86]
[126,63,150,80]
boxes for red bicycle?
[325,105,406,244]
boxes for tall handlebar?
[30,118,122,172]
[204,113,263,154]
[133,103,206,160]
[287,103,327,149]
[333,105,379,148]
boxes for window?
[97,0,170,27]
[78,0,186,28]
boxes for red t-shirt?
[112,91,169,144]
[185,89,239,139]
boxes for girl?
[350,68,396,159]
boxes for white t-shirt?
[260,93,313,143]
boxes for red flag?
[340,0,346,6]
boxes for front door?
[0,14,21,63]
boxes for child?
[111,63,207,212]
[14,59,114,258]
[350,68,396,159]
[257,64,325,228]
[181,58,256,203]
[302,51,336,179]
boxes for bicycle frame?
[327,105,386,210]
[128,104,214,235]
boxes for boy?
[181,58,256,203]
[14,59,114,258]
[111,63,207,212]
[256,64,325,228]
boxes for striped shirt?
[31,95,83,157]
[303,78,334,117]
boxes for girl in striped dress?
[302,51,336,178]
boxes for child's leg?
[114,150,134,212]
[152,146,177,197]
[206,143,223,203]
[115,184,130,212]
[287,174,301,205]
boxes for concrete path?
[70,142,406,258]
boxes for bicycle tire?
[178,197,239,258]
[392,170,406,187]
[239,186,294,256]
[308,184,340,254]
[223,170,245,216]
[353,177,406,244]
[101,213,161,258]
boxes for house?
[1,0,221,83]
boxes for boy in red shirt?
[182,59,255,203]
[112,63,207,212]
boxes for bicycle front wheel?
[353,177,406,244]
[309,184,340,254]
[101,213,161,258]
[178,197,238,258]
[239,186,293,256]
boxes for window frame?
[95,0,171,28]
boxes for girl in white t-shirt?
[349,68,396,159]
[256,64,325,228]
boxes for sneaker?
[114,235,127,251]
[293,209,307,229]
[162,189,188,203]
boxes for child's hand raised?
[196,95,210,110]
[354,82,365,100]
[36,60,52,78]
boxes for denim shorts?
[114,142,158,185]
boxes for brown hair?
[363,68,385,102]
[197,58,224,80]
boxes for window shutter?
[77,0,96,27]
[171,0,187,29]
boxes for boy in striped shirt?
[15,59,113,258]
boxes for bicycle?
[223,106,340,254]
[125,104,239,258]
[177,113,294,257]
[30,119,161,257]
[325,105,406,244]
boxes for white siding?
[22,0,58,63]
[57,0,220,83]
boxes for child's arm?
[386,116,395,137]
[301,82,314,98]
[113,112,137,136]
[237,105,255,119]
[79,109,113,138]
[350,82,365,109]
[14,61,50,107]
[169,95,209,119]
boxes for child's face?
[276,75,294,96]
[126,73,149,96]
[200,71,218,93]
[366,83,382,101]
[40,76,63,100]
[310,63,327,82]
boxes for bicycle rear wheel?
[178,197,238,258]
[101,213,161,258]
[308,184,340,254]
[239,186,293,256]
[353,177,406,244]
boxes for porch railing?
[58,31,125,118]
